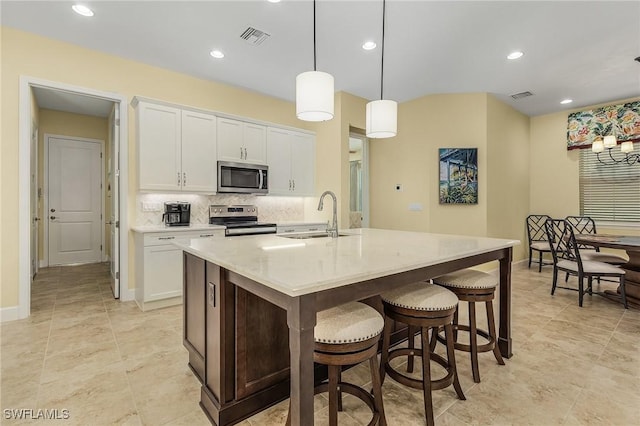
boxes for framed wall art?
[439,148,478,204]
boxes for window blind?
[579,143,640,223]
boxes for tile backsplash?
[135,193,306,226]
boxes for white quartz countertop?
[175,228,520,297]
[131,224,226,233]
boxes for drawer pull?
[208,282,216,307]
[283,229,295,233]
[158,236,175,240]
[308,228,318,231]
[200,234,214,238]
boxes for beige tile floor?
[1,262,639,425]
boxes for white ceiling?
[3,1,639,117]
[32,86,115,117]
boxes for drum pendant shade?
[366,100,397,138]
[296,71,334,122]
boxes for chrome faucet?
[317,190,338,238]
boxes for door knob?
[50,208,56,212]
[50,216,56,220]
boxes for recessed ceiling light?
[362,41,377,51]
[560,99,573,105]
[507,51,524,60]
[210,50,225,59]
[267,0,281,3]
[72,4,94,17]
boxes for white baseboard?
[120,287,135,302]
[0,306,20,323]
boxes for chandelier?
[591,135,640,165]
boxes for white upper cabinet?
[137,102,182,191]
[181,110,217,192]
[217,117,266,164]
[136,100,216,192]
[266,127,315,196]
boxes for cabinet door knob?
[183,172,186,186]
[177,171,181,186]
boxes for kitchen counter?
[131,224,225,233]
[176,228,518,297]
[178,227,519,425]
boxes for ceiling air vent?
[510,91,534,100]
[240,27,271,45]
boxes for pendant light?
[366,0,397,138]
[296,0,334,122]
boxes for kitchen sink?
[278,232,351,239]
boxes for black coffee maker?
[163,202,191,226]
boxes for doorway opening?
[18,76,129,320]
[348,132,370,228]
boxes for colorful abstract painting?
[567,101,640,150]
[439,148,478,204]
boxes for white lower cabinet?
[134,230,224,311]
[277,223,328,234]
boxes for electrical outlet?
[395,184,403,192]
[142,202,162,212]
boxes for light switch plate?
[409,203,423,211]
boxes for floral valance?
[566,100,640,150]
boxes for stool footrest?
[437,324,496,353]
[385,347,455,391]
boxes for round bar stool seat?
[286,302,387,426]
[380,282,465,426]
[433,269,505,383]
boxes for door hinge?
[100,152,103,158]
[100,244,103,251]
[115,220,120,228]
[116,271,120,279]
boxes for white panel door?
[266,128,293,195]
[243,122,267,164]
[181,110,217,192]
[109,106,120,298]
[216,117,244,162]
[291,132,315,196]
[48,137,103,265]
[137,102,181,191]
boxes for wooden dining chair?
[545,218,628,308]
[526,214,552,272]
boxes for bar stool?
[380,282,465,426]
[286,302,387,426]
[433,269,505,383]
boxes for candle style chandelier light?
[591,134,640,165]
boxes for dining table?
[574,234,640,308]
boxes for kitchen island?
[176,228,519,426]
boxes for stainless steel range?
[209,205,277,237]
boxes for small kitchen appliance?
[217,161,268,194]
[209,205,277,236]
[163,202,191,226]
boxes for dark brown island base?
[178,229,518,425]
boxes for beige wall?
[1,27,320,308]
[486,95,530,260]
[370,93,491,235]
[37,109,110,261]
[529,96,640,220]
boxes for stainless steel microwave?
[217,161,268,194]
